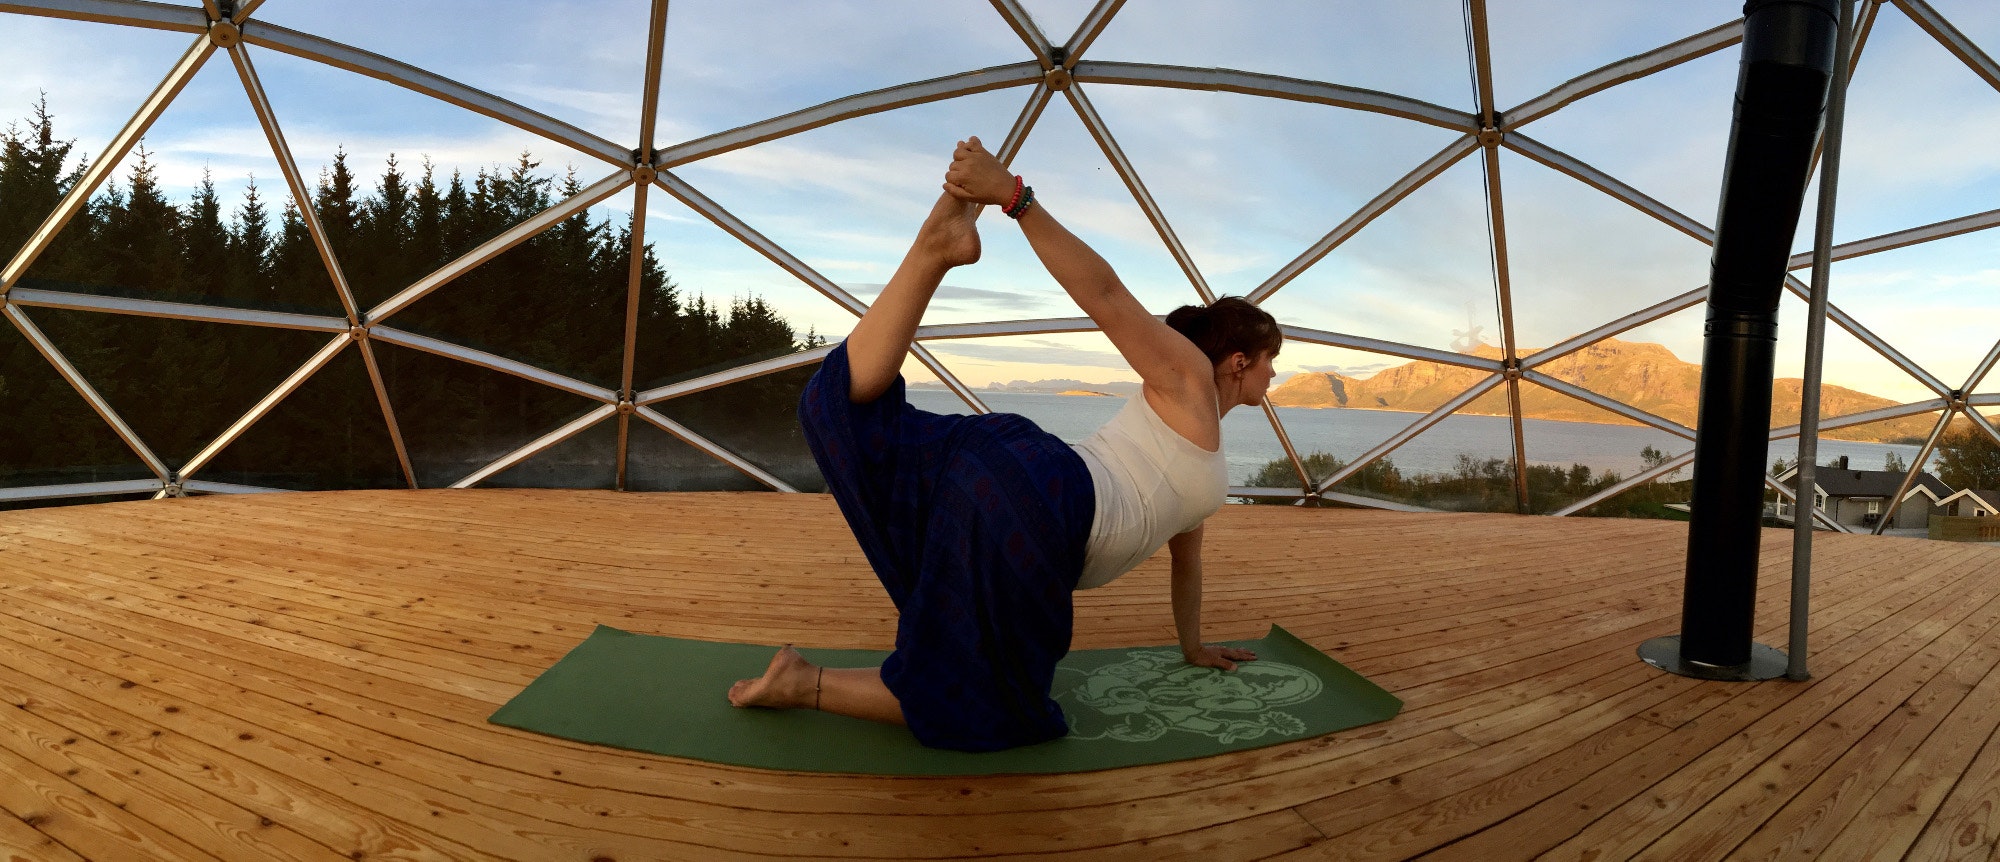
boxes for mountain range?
[1266,339,1929,444]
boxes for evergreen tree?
[1937,426,2000,490]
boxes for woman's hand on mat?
[943,136,1016,206]
[1183,644,1258,672]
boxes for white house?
[1774,458,1954,530]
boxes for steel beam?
[1870,405,1956,534]
[1894,0,2000,92]
[996,83,1054,165]
[912,317,1097,340]
[354,338,417,488]
[0,0,205,32]
[617,180,652,490]
[231,0,261,23]
[638,0,668,157]
[1279,324,1503,370]
[229,43,361,323]
[655,64,1043,167]
[182,479,287,495]
[633,405,798,492]
[1247,135,1478,305]
[1063,0,1125,66]
[1506,21,1745,129]
[909,342,991,415]
[0,479,163,503]
[370,171,630,321]
[987,0,1054,68]
[1256,398,1313,493]
[4,304,170,480]
[1768,398,1949,437]
[1783,208,2000,270]
[451,405,618,489]
[370,326,618,404]
[5,288,348,331]
[1469,0,1528,513]
[1521,370,1696,438]
[1505,132,1714,243]
[1316,373,1507,493]
[1066,83,1213,302]
[635,345,833,406]
[179,332,348,479]
[239,21,630,167]
[1964,339,2000,394]
[1,35,213,295]
[1072,62,1476,132]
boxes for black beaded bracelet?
[1005,185,1036,219]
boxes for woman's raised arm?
[944,137,1212,399]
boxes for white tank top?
[1070,392,1229,590]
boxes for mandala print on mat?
[1057,649,1324,743]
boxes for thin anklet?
[815,667,823,710]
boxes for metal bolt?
[631,165,657,186]
[1478,127,1504,149]
[208,20,241,48]
[1044,66,1073,92]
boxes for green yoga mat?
[490,624,1401,775]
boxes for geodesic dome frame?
[1,0,1996,530]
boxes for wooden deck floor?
[1,489,1998,861]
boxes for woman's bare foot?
[727,645,819,709]
[916,191,980,269]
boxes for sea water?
[906,390,1923,487]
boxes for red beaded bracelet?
[1003,175,1024,213]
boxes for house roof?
[1941,488,2000,510]
[1780,468,1954,501]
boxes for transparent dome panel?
[254,0,652,144]
[29,307,339,472]
[372,339,605,488]
[1257,151,1501,357]
[648,362,825,493]
[658,0,1026,143]
[485,412,618,490]
[1084,0,1474,111]
[1510,44,1735,227]
[0,18,203,268]
[0,311,156,490]
[1079,85,1469,301]
[1487,1,1739,113]
[1518,378,1691,515]
[631,187,847,392]
[1770,289,1947,413]
[200,344,405,491]
[624,416,770,493]
[1789,230,2000,395]
[386,186,636,391]
[249,48,609,313]
[1815,6,2000,246]
[1499,147,1713,354]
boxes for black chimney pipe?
[1642,0,1838,681]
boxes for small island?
[1058,390,1118,397]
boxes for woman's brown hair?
[1165,296,1282,367]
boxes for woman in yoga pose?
[727,136,1281,752]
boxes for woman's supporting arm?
[1169,524,1257,671]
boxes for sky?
[3,0,1996,410]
